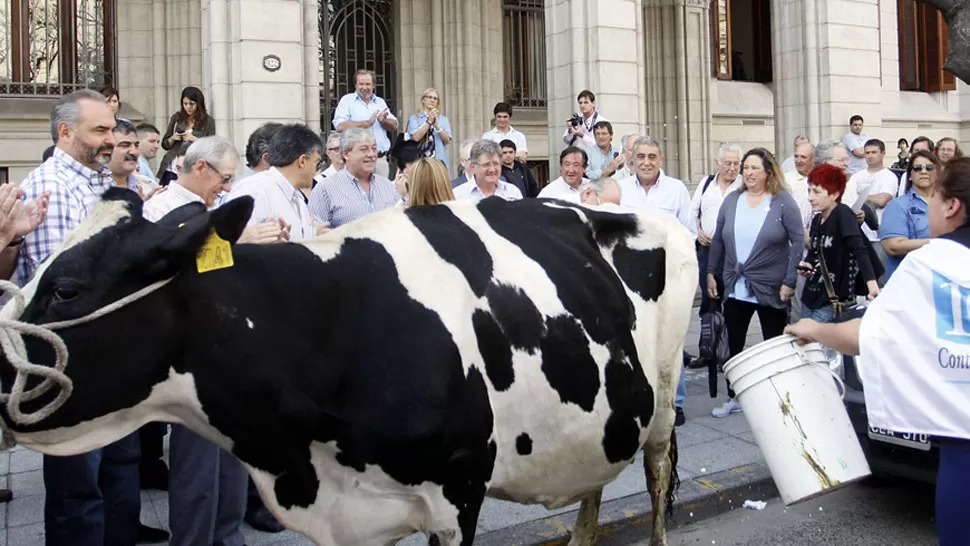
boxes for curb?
[474,463,778,546]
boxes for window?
[527,159,549,190]
[502,0,546,108]
[898,0,955,92]
[0,0,115,96]
[710,0,772,83]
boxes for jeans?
[43,433,142,546]
[723,298,789,399]
[937,439,970,545]
[675,365,687,409]
[169,425,247,546]
[802,304,835,324]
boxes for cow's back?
[302,198,696,509]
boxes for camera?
[569,114,584,128]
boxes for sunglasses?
[912,164,936,172]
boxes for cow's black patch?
[539,315,600,412]
[405,204,494,298]
[472,310,515,391]
[612,245,666,303]
[516,433,533,455]
[601,344,655,463]
[548,200,641,248]
[485,282,544,354]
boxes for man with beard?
[17,89,168,546]
[107,120,142,192]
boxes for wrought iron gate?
[319,0,396,132]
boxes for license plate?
[868,426,931,451]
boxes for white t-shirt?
[618,171,696,235]
[843,168,900,241]
[689,174,741,236]
[482,126,528,153]
[859,238,970,439]
[537,176,586,203]
[842,132,869,175]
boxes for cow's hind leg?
[568,489,604,546]
[644,428,679,546]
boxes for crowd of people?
[0,71,965,545]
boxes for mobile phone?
[613,152,619,158]
[797,264,814,273]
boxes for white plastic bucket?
[723,334,871,505]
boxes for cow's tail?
[665,427,680,518]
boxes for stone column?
[397,0,504,169]
[201,0,321,154]
[771,0,882,153]
[641,0,712,182]
[545,0,649,178]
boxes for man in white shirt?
[841,114,868,175]
[144,136,237,222]
[618,136,694,234]
[106,120,143,193]
[781,135,808,173]
[482,102,527,162]
[537,146,589,203]
[843,138,899,274]
[454,139,523,202]
[562,89,607,149]
[227,124,321,241]
[315,133,344,184]
[585,121,623,180]
[333,69,398,177]
[784,141,816,237]
[611,133,639,183]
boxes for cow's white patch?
[246,318,254,329]
[245,440,462,546]
[14,368,230,456]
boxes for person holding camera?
[585,121,623,180]
[158,86,216,179]
[562,90,607,149]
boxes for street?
[619,479,937,546]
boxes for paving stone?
[7,494,44,527]
[9,470,43,497]
[8,450,41,474]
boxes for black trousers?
[724,297,788,398]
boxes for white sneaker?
[712,399,743,418]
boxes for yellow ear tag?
[196,230,234,273]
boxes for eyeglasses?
[424,96,440,101]
[475,161,501,169]
[326,147,340,152]
[912,164,936,172]
[205,162,233,184]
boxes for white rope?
[0,276,175,450]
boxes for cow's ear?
[156,196,254,260]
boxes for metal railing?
[503,0,546,108]
[0,0,115,97]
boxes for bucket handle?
[795,344,846,400]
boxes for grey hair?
[181,136,239,174]
[354,69,376,83]
[325,132,341,148]
[339,127,376,155]
[50,89,107,142]
[793,135,809,146]
[580,176,620,196]
[469,139,501,164]
[716,142,743,161]
[632,135,663,156]
[620,133,639,151]
[421,87,440,101]
[459,140,476,160]
[814,139,846,167]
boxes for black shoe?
[687,356,708,369]
[675,407,686,427]
[246,505,286,533]
[137,524,169,544]
[139,460,169,491]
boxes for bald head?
[794,142,815,176]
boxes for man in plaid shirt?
[16,89,167,546]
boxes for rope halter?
[0,277,175,450]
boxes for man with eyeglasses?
[316,133,345,183]
[454,139,523,201]
[226,124,321,241]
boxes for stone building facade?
[0,0,966,186]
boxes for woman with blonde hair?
[707,147,804,418]
[405,158,455,206]
[406,88,453,170]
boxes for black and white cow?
[0,188,697,546]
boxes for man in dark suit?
[499,139,538,197]
[451,139,475,188]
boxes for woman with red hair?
[798,163,881,322]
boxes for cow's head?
[0,188,253,455]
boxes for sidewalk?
[0,308,771,546]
